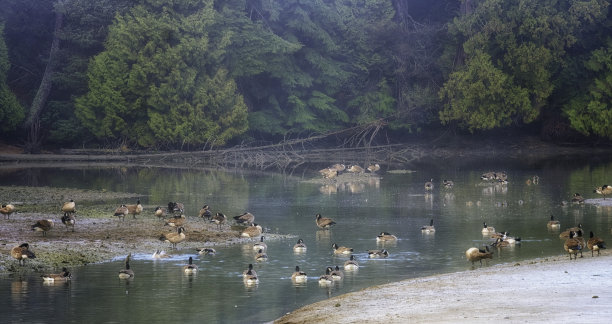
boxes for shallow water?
[2,157,612,323]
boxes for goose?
[594,185,612,199]
[11,243,36,266]
[564,231,583,260]
[242,264,258,279]
[154,206,166,219]
[291,266,308,283]
[165,215,186,227]
[347,165,364,174]
[421,219,436,233]
[332,243,353,255]
[152,250,171,259]
[376,232,398,242]
[331,163,346,173]
[559,223,583,239]
[293,239,307,253]
[118,254,134,279]
[571,193,584,204]
[1,203,16,219]
[319,168,338,179]
[315,213,336,229]
[547,215,560,228]
[465,246,493,265]
[255,249,268,262]
[367,249,389,258]
[196,248,216,255]
[587,231,606,256]
[491,237,510,248]
[168,202,185,215]
[126,200,143,219]
[41,267,72,282]
[234,212,255,225]
[481,172,496,181]
[318,268,334,286]
[61,212,75,232]
[211,212,227,230]
[183,256,198,274]
[424,179,434,191]
[198,205,212,220]
[330,265,344,280]
[159,226,186,249]
[31,219,54,237]
[343,255,359,271]
[61,199,76,215]
[253,236,267,251]
[241,224,263,238]
[481,222,496,235]
[243,269,259,285]
[113,204,128,220]
[367,163,380,173]
[501,232,521,244]
[443,179,454,189]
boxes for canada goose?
[559,223,583,239]
[154,206,166,219]
[61,212,75,232]
[159,226,186,249]
[253,236,267,251]
[587,231,606,256]
[367,163,380,173]
[319,168,338,179]
[424,179,434,191]
[421,219,436,233]
[11,243,36,266]
[183,256,198,274]
[594,185,612,199]
[330,265,344,280]
[481,172,496,181]
[443,179,454,189]
[465,246,493,265]
[234,212,255,225]
[293,239,307,253]
[243,269,259,285]
[152,250,171,259]
[347,165,364,174]
[118,254,134,279]
[376,232,398,241]
[495,172,508,182]
[332,243,353,255]
[343,255,359,270]
[255,249,268,261]
[241,224,263,238]
[242,263,258,279]
[367,249,389,258]
[211,212,226,230]
[196,247,216,255]
[491,237,511,248]
[113,204,128,220]
[571,193,585,204]
[564,231,583,260]
[41,267,72,282]
[168,202,185,214]
[291,266,308,283]
[316,213,336,229]
[1,203,16,219]
[501,232,521,244]
[31,219,54,236]
[482,222,496,235]
[126,200,143,219]
[318,268,334,286]
[331,163,346,173]
[165,215,186,227]
[198,205,212,220]
[547,215,560,228]
[61,199,76,215]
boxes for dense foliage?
[0,0,611,149]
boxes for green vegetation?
[0,0,611,149]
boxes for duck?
[347,165,364,174]
[31,219,54,237]
[559,223,583,239]
[291,266,308,283]
[118,254,134,279]
[183,256,198,274]
[293,239,307,253]
[165,214,186,227]
[41,267,72,282]
[315,213,336,229]
[481,222,496,235]
[211,212,227,230]
[547,215,560,228]
[343,255,359,270]
[152,250,171,259]
[594,185,612,199]
[242,263,258,279]
[243,268,259,285]
[61,199,76,215]
[330,265,344,280]
[196,247,216,255]
[11,243,36,266]
[1,203,16,219]
[319,168,338,179]
[154,206,166,219]
[255,249,268,262]
[332,243,353,255]
[113,204,128,220]
[253,236,267,251]
[367,163,380,173]
[61,212,75,232]
[241,223,263,238]
[587,231,606,256]
[159,226,186,249]
[126,200,143,219]
[571,193,585,204]
[367,249,389,258]
[234,212,255,225]
[421,219,436,233]
[564,231,583,260]
[318,267,334,286]
[198,205,211,220]
[376,232,398,242]
[424,179,434,191]
[168,202,185,215]
[465,246,493,265]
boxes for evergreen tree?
[0,23,24,133]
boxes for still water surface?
[2,157,612,323]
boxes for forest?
[0,0,611,152]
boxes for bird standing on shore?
[114,205,128,220]
[587,231,606,256]
[564,231,583,260]
[61,212,75,232]
[11,243,36,266]
[594,185,612,199]
[367,164,380,173]
[61,199,76,216]
[234,212,255,225]
[126,200,143,219]
[31,219,54,237]
[211,212,226,230]
[154,206,166,219]
[199,205,212,220]
[1,203,16,219]
[159,226,186,249]
[465,246,493,266]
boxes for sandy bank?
[276,252,612,323]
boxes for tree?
[0,23,24,133]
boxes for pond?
[2,156,612,323]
